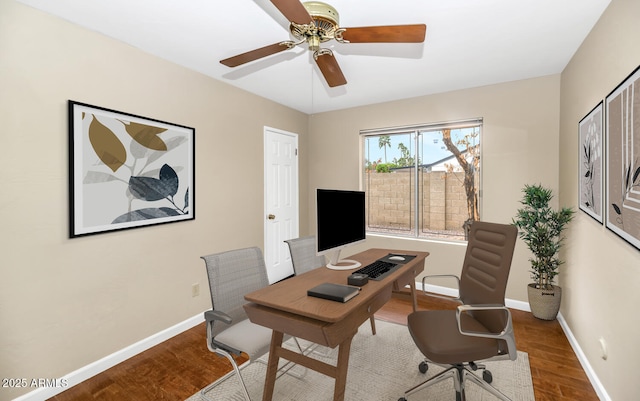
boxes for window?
[361,119,482,241]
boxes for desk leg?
[262,330,284,401]
[409,280,418,312]
[333,334,354,401]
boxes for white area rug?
[187,319,534,401]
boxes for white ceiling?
[16,0,610,114]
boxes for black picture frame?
[69,100,195,237]
[578,101,604,223]
[605,65,640,251]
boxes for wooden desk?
[243,248,429,401]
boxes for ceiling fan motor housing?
[291,1,340,51]
[304,1,339,26]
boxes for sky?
[363,128,476,166]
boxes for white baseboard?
[418,281,608,401]
[13,313,205,401]
[556,314,610,401]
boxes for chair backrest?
[459,221,518,333]
[285,236,326,275]
[201,247,269,338]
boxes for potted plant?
[512,184,574,320]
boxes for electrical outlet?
[599,337,608,360]
[192,283,200,298]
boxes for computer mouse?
[389,255,405,261]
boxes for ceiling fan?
[220,0,427,87]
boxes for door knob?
[267,214,276,220]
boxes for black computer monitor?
[316,188,366,270]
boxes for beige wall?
[308,74,561,304]
[0,1,308,399]
[3,0,637,399]
[559,0,640,399]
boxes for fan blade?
[315,52,347,87]
[220,42,291,67]
[270,0,313,24]
[339,24,426,43]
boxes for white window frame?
[360,118,483,241]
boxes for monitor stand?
[326,249,362,270]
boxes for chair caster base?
[418,361,428,374]
[483,370,493,383]
[398,398,407,401]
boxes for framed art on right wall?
[605,65,640,251]
[579,101,603,223]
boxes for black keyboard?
[354,260,399,281]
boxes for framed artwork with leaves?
[578,102,603,223]
[605,65,640,251]
[69,101,195,237]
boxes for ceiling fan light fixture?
[308,35,321,52]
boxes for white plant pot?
[527,283,562,320]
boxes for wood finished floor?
[49,292,599,401]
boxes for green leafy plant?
[375,163,390,173]
[512,184,574,289]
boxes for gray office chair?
[284,235,326,275]
[285,235,377,335]
[399,221,518,401]
[201,246,301,401]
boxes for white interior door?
[264,127,299,283]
